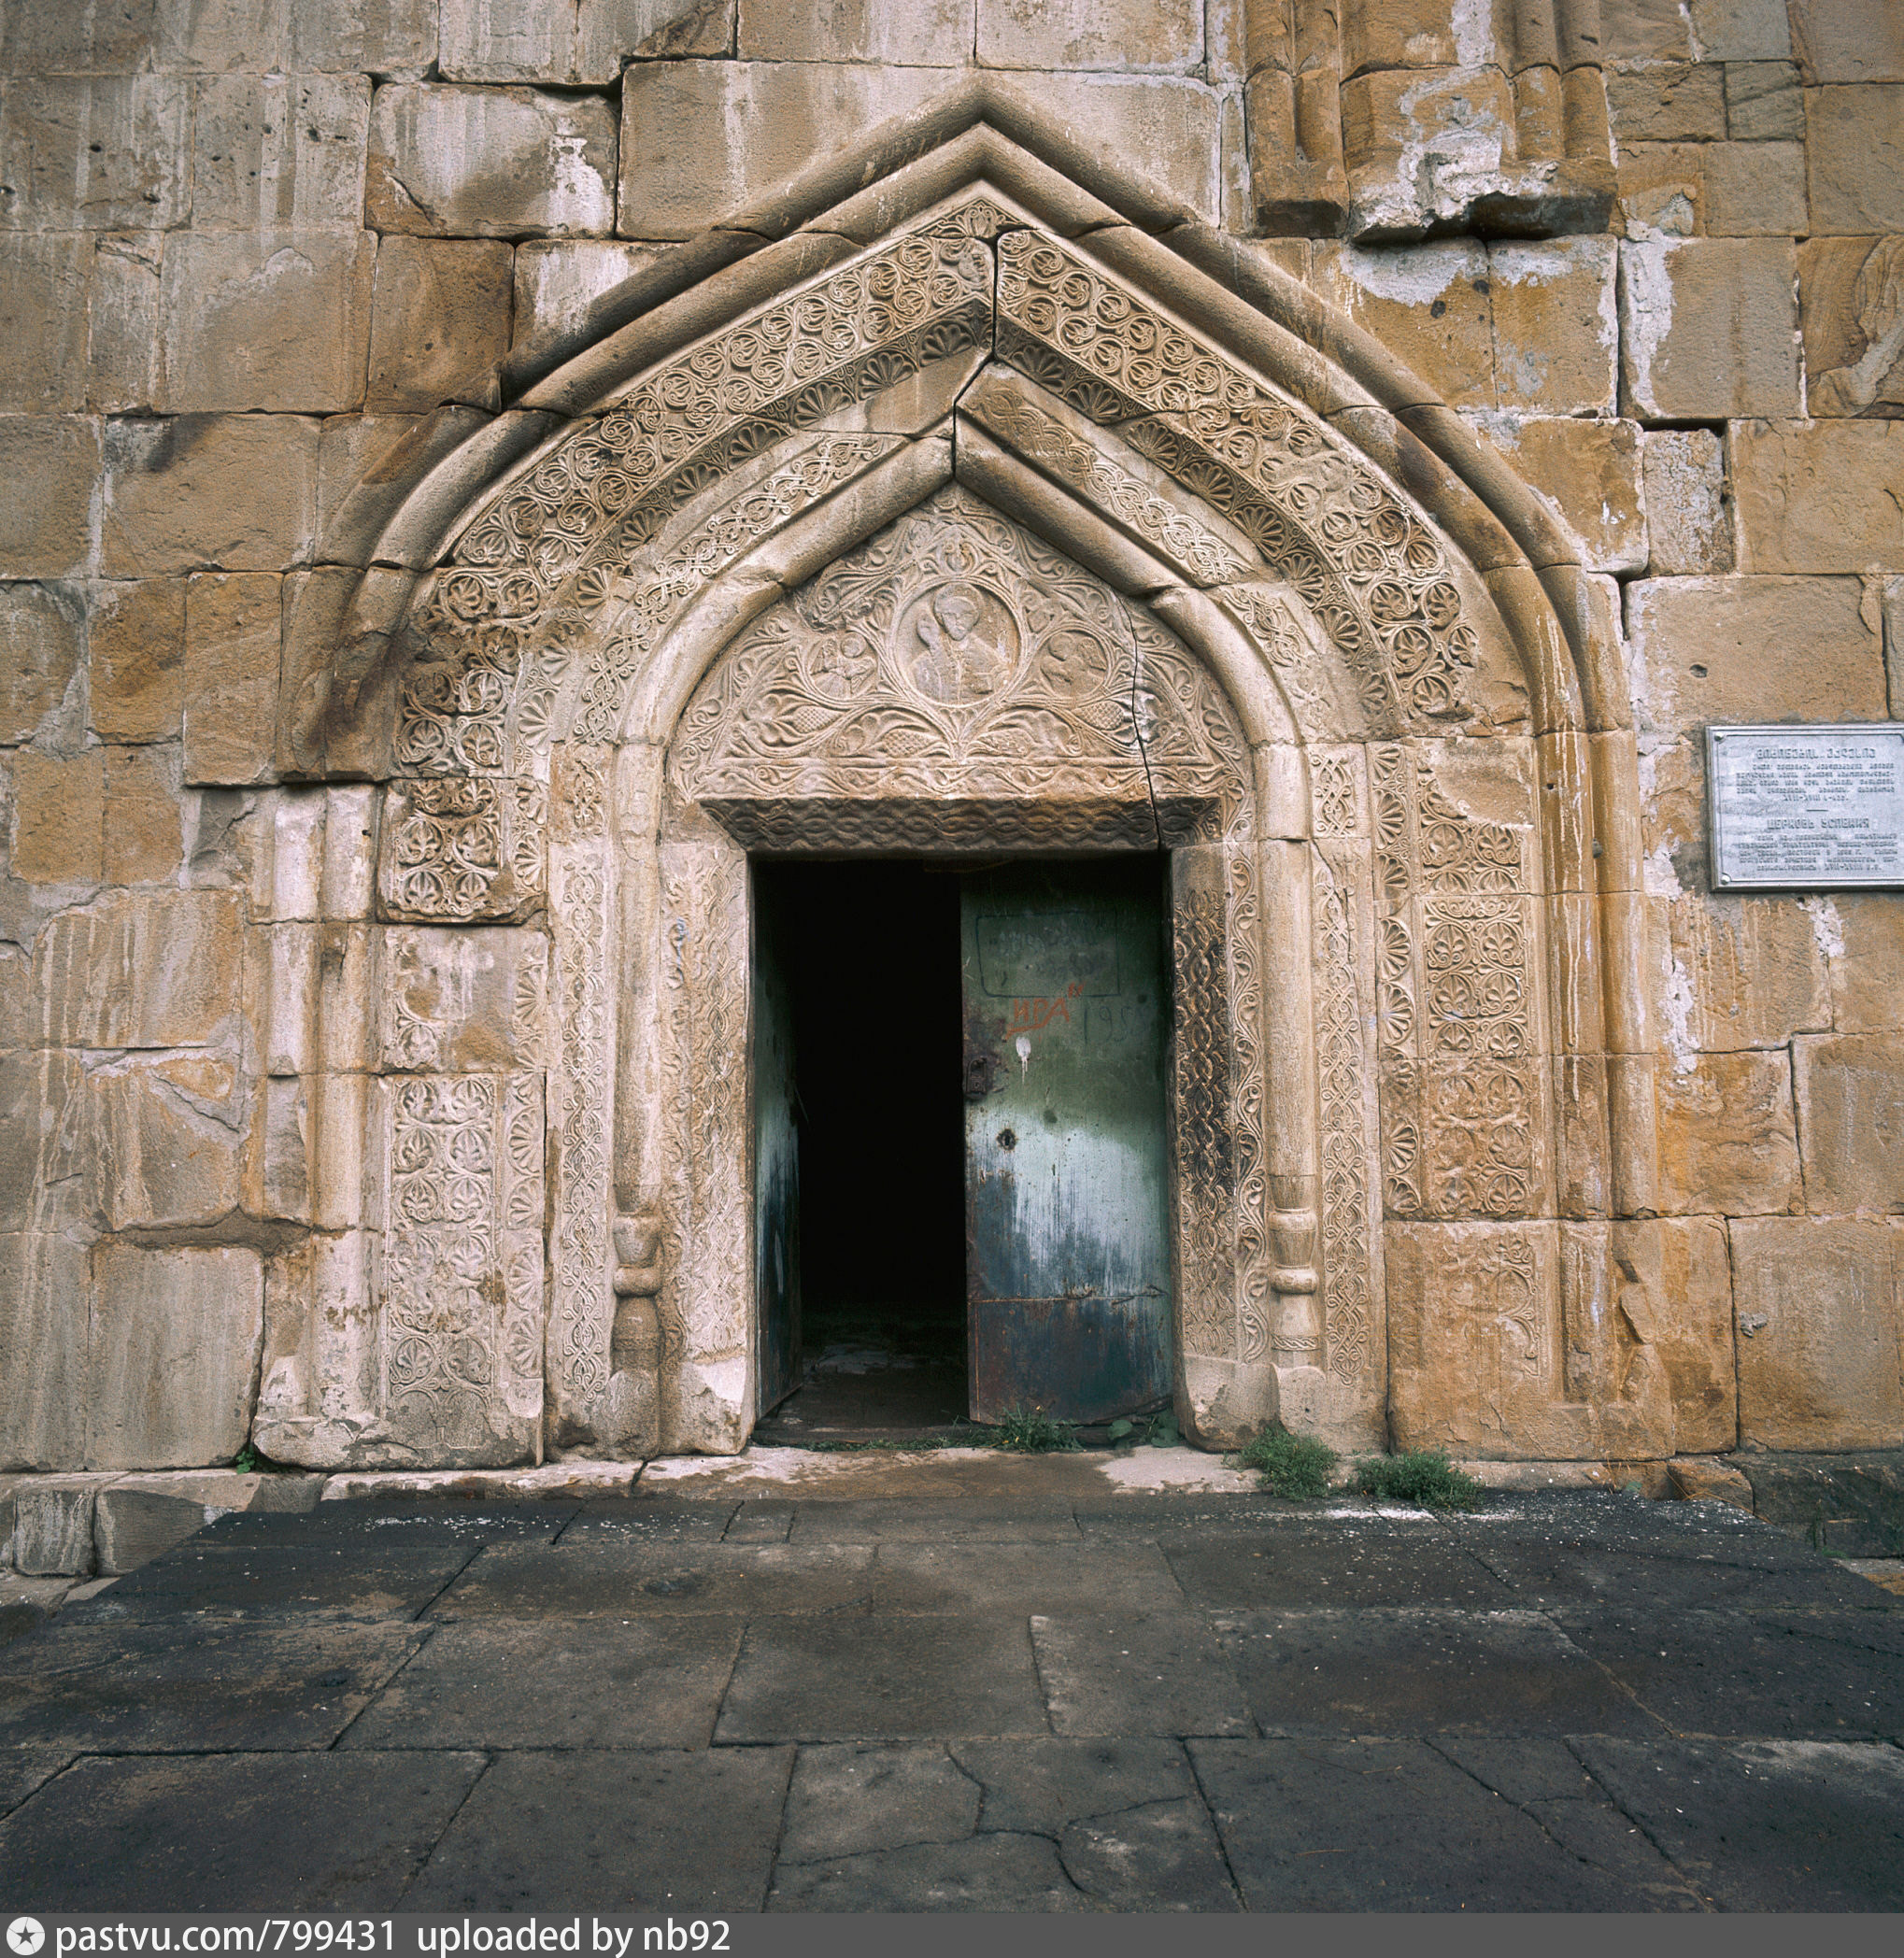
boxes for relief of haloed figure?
[899,581,1022,703]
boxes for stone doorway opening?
[751,859,969,1442]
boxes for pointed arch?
[260,105,1662,1470]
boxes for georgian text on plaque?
[1708,724,1904,889]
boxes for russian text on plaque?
[1708,724,1904,890]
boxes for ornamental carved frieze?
[1372,743,1547,1223]
[994,231,1483,735]
[668,486,1250,843]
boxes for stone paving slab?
[60,1542,477,1622]
[1189,1737,1703,1910]
[0,1621,431,1752]
[204,1501,579,1547]
[1570,1736,1904,1910]
[788,1497,1084,1542]
[0,1752,488,1910]
[338,1618,745,1751]
[716,1612,1049,1742]
[404,1749,794,1912]
[1215,1606,1654,1737]
[1456,1537,1895,1612]
[430,1540,876,1618]
[0,1747,72,1822]
[1030,1609,1254,1738]
[0,1482,1901,1909]
[1164,1527,1515,1609]
[1550,1605,1904,1738]
[869,1539,1176,1614]
[768,1738,1239,1911]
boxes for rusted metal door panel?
[752,875,801,1414]
[961,861,1171,1423]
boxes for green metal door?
[960,860,1172,1424]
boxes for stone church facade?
[3,1,1902,1477]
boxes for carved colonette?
[267,103,1652,1468]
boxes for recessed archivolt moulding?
[263,83,1664,1472]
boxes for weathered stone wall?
[1,0,1901,1470]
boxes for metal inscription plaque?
[1708,724,1904,889]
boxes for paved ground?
[2,1456,1902,1912]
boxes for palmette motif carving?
[996,232,1480,733]
[380,1072,543,1450]
[1226,849,1272,1366]
[428,220,994,649]
[669,487,1248,837]
[1371,745,1540,1222]
[379,778,546,921]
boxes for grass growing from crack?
[1228,1426,1339,1498]
[1355,1448,1484,1511]
[982,1406,1083,1453]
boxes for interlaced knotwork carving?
[1172,888,1235,1360]
[996,232,1481,732]
[1314,859,1371,1384]
[549,852,611,1412]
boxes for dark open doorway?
[752,860,968,1440]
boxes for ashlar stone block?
[1655,1050,1801,1217]
[1826,895,1904,1035]
[1624,576,1883,737]
[0,585,82,745]
[380,927,549,1073]
[10,750,105,887]
[1692,0,1790,62]
[1619,237,1800,420]
[1468,417,1643,575]
[1806,86,1904,234]
[0,418,100,580]
[366,236,515,413]
[977,0,1202,72]
[93,1049,247,1230]
[1794,1034,1904,1214]
[1309,242,1494,409]
[444,0,733,80]
[1663,895,1829,1053]
[1731,420,1904,575]
[367,84,618,238]
[0,1232,90,1471]
[87,1243,264,1470]
[89,232,163,415]
[1702,141,1807,235]
[291,0,440,75]
[34,889,244,1049]
[1732,1217,1903,1450]
[1725,62,1804,141]
[0,78,190,232]
[155,232,376,413]
[0,233,92,412]
[190,74,371,233]
[103,415,319,576]
[1790,0,1904,81]
[1800,236,1904,419]
[184,573,282,787]
[10,1481,95,1576]
[511,238,665,345]
[1608,64,1727,144]
[1640,430,1730,575]
[1487,240,1619,416]
[103,745,182,885]
[1616,1216,1738,1455]
[90,579,186,742]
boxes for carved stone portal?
[257,170,1654,1470]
